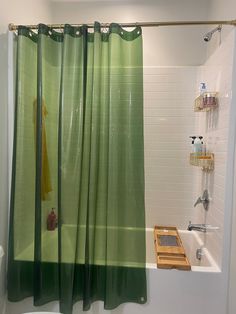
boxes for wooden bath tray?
[154,226,191,271]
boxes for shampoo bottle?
[47,208,57,231]
[189,136,196,152]
[199,83,207,109]
[200,83,207,94]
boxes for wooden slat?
[154,225,191,271]
[156,246,185,255]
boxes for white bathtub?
[146,228,220,272]
[144,228,225,314]
[6,229,225,314]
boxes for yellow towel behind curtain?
[34,99,52,200]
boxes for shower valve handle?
[194,189,209,210]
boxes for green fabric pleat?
[8,22,146,314]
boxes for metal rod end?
[8,23,16,31]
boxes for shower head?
[204,25,222,42]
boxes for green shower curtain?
[8,22,146,314]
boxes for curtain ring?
[103,23,109,33]
[135,22,141,35]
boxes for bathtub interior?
[14,224,146,268]
[146,228,220,272]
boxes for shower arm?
[8,20,236,31]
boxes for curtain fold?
[8,22,146,314]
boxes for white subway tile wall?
[194,30,235,268]
[144,66,197,229]
[144,30,234,269]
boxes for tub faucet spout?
[187,221,219,233]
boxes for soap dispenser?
[199,136,206,155]
[193,136,203,155]
[200,83,207,95]
[189,136,196,152]
[190,136,203,154]
[196,83,207,110]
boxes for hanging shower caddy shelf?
[194,92,219,112]
[189,153,214,172]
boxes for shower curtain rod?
[8,20,236,31]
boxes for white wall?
[194,29,235,268]
[144,66,197,229]
[0,0,52,33]
[227,30,236,314]
[209,0,236,19]
[204,2,236,314]
[49,0,210,66]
